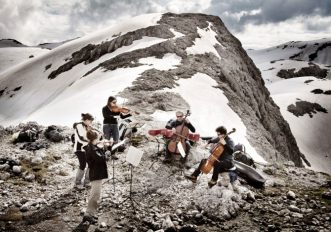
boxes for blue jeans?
[103,124,119,142]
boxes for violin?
[110,105,140,115]
[200,128,236,174]
[167,110,190,154]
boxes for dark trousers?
[192,158,234,181]
[165,140,191,161]
[75,151,87,170]
[103,124,119,143]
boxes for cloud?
[207,0,331,32]
[67,0,212,35]
[0,0,330,48]
[235,16,331,49]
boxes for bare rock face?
[288,101,328,118]
[277,63,328,79]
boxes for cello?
[200,128,236,174]
[167,110,191,154]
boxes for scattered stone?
[63,216,71,222]
[31,157,43,166]
[291,212,304,218]
[12,165,22,174]
[0,172,11,180]
[288,205,301,213]
[287,190,296,200]
[0,163,10,171]
[322,191,331,200]
[162,214,175,230]
[0,207,23,221]
[263,167,277,175]
[24,173,36,182]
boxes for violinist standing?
[164,111,196,163]
[102,96,132,144]
[73,113,94,188]
[185,126,236,187]
[83,130,112,224]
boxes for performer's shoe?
[163,157,171,164]
[82,215,98,224]
[208,179,217,188]
[185,175,197,183]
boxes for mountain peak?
[0,13,303,166]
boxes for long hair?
[81,113,94,121]
[107,96,116,106]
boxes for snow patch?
[169,28,185,39]
[139,53,181,70]
[186,22,223,59]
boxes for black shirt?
[208,136,235,161]
[165,119,196,133]
[102,105,132,125]
[84,143,108,181]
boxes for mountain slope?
[0,13,303,166]
[248,38,331,174]
[0,39,49,73]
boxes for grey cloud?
[1,0,331,46]
[306,19,331,32]
[207,0,331,32]
[0,1,39,40]
[69,0,154,23]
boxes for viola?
[167,110,191,154]
[200,128,236,174]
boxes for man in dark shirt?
[185,126,236,187]
[164,111,196,163]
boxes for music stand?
[105,140,127,193]
[119,145,143,213]
[149,136,166,170]
[108,154,123,193]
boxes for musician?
[102,96,132,144]
[83,130,112,224]
[164,111,196,163]
[73,113,94,188]
[185,126,235,187]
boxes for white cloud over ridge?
[0,0,330,48]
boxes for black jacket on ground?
[208,136,235,161]
[102,105,132,125]
[84,143,108,181]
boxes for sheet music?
[126,146,143,166]
[111,138,128,151]
[177,142,186,158]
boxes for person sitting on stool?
[164,111,196,163]
[185,126,237,187]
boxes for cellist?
[185,126,236,188]
[164,111,196,163]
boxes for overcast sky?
[1,0,331,49]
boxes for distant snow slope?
[0,13,163,125]
[0,47,49,73]
[248,38,331,174]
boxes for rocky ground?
[0,123,330,232]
